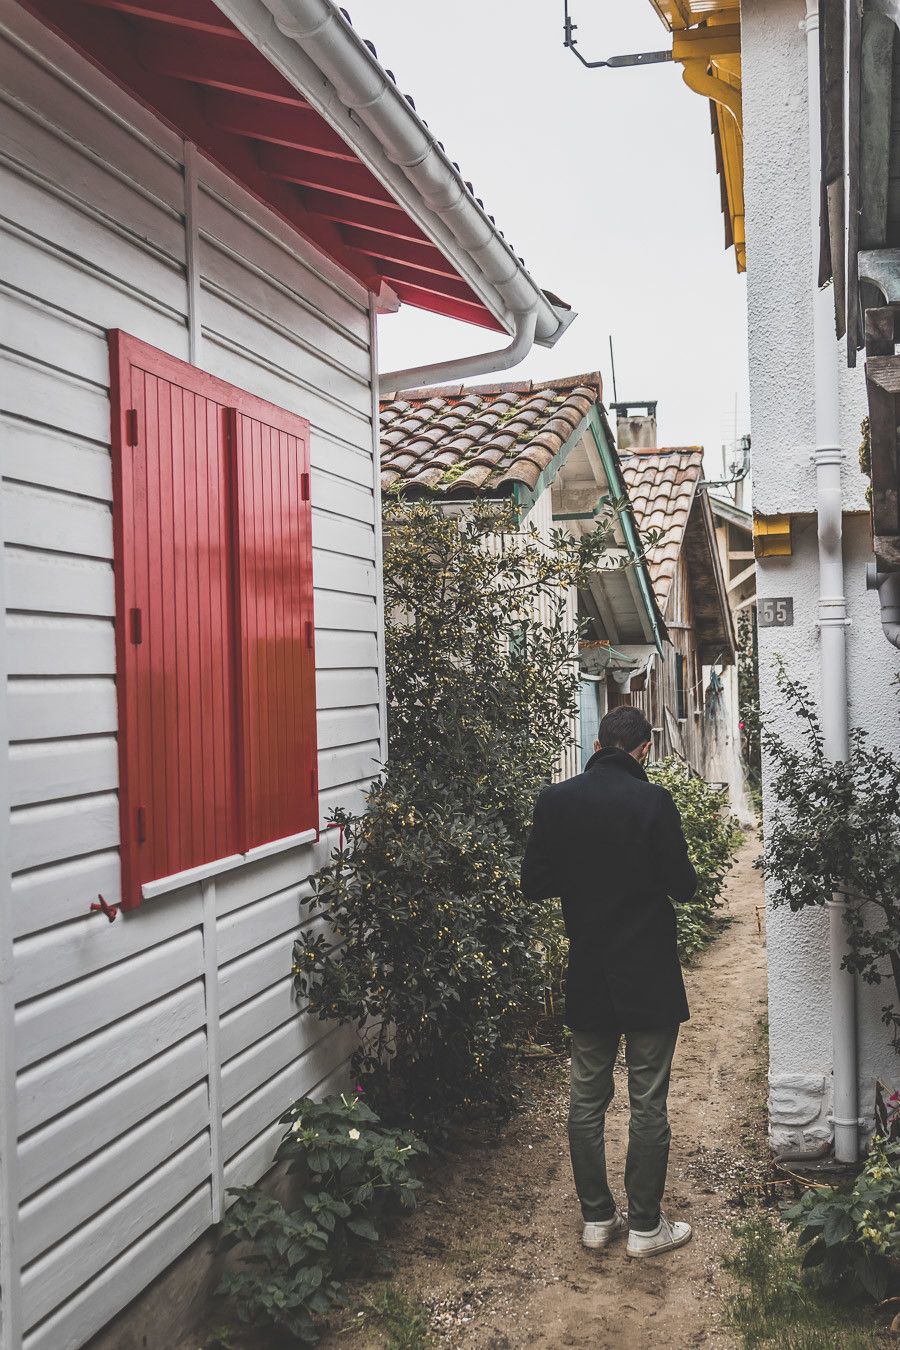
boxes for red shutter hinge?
[130,607,142,645]
[136,806,146,844]
[301,471,310,501]
[310,767,318,798]
[126,410,138,446]
[305,621,314,649]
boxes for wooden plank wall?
[630,554,706,773]
[0,6,381,1346]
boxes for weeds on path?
[723,1214,881,1349]
[360,1287,433,1349]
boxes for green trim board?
[483,400,663,656]
[588,407,666,654]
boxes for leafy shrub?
[762,666,900,1051]
[294,499,625,1121]
[217,1092,426,1343]
[784,1135,900,1303]
[647,756,742,960]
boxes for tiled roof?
[620,448,704,610]
[379,374,602,496]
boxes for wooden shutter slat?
[230,409,316,850]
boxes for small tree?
[762,667,900,1052]
[294,498,627,1121]
[648,758,742,960]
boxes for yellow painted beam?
[753,515,793,558]
[672,24,741,60]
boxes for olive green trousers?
[567,1025,679,1232]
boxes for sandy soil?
[321,835,769,1350]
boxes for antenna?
[608,335,619,404]
[563,0,672,70]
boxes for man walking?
[522,705,697,1258]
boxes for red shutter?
[229,408,317,851]
[110,332,317,908]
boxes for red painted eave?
[21,0,505,331]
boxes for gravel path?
[323,834,769,1349]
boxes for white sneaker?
[625,1213,692,1259]
[582,1208,627,1249]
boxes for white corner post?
[804,0,858,1162]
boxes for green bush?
[762,666,900,1052]
[784,1134,900,1303]
[647,756,742,960]
[295,499,625,1122]
[217,1092,426,1344]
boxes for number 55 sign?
[758,597,793,627]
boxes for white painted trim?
[183,140,202,367]
[201,877,225,1224]
[0,464,23,1349]
[369,298,388,769]
[140,829,317,900]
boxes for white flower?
[348,1128,361,1141]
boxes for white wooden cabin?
[0,3,571,1345]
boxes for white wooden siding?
[0,6,383,1347]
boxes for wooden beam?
[257,143,394,205]
[201,90,356,161]
[339,226,457,279]
[727,549,755,561]
[727,561,756,592]
[78,0,241,36]
[586,577,620,645]
[137,24,303,103]
[372,259,475,305]
[302,189,425,241]
[389,280,496,329]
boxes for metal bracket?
[563,1,672,70]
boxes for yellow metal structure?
[647,2,745,271]
[753,514,793,557]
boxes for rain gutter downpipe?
[805,0,859,1163]
[245,0,570,391]
[378,307,539,396]
[866,565,900,648]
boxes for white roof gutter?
[211,0,574,390]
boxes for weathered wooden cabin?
[616,433,736,775]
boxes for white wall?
[0,4,383,1345]
[743,0,900,1147]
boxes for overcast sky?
[368,0,750,477]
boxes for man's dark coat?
[521,748,698,1033]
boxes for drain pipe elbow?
[866,562,900,648]
[379,307,538,395]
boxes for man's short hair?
[597,705,652,754]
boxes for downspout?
[866,565,900,648]
[379,306,538,395]
[805,0,859,1162]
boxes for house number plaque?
[758,597,793,627]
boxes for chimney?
[611,400,658,451]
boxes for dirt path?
[330,835,768,1349]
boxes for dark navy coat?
[521,748,698,1033]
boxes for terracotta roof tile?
[619,448,704,611]
[379,372,603,496]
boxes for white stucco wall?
[743,0,900,1147]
